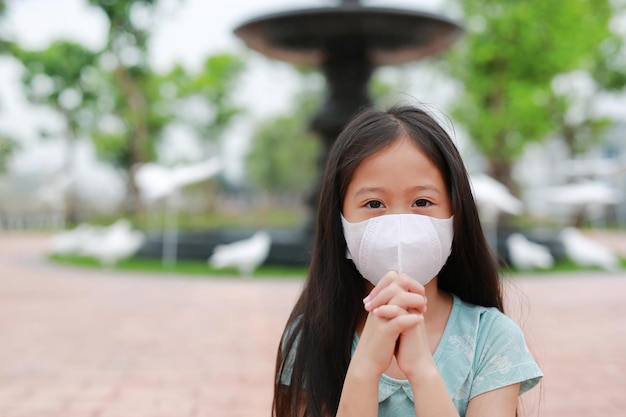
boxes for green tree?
[552,12,626,157]
[592,0,626,93]
[549,72,610,158]
[89,65,172,172]
[0,133,16,173]
[246,72,322,198]
[163,53,245,157]
[0,1,7,56]
[0,0,16,172]
[447,0,614,190]
[86,0,171,213]
[87,0,245,215]
[547,0,626,158]
[246,69,400,200]
[13,41,100,221]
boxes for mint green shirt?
[354,295,542,416]
[281,295,542,416]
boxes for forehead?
[355,135,439,173]
[343,136,447,200]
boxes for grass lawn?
[504,257,626,275]
[48,254,625,279]
[48,254,309,279]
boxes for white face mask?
[341,213,454,286]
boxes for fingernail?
[364,301,372,311]
[363,296,370,304]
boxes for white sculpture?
[469,173,524,255]
[134,158,222,202]
[133,158,222,267]
[506,233,554,270]
[48,223,99,256]
[470,173,524,222]
[77,219,145,268]
[559,227,621,271]
[48,219,145,267]
[48,219,144,268]
[208,231,272,276]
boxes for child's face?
[342,135,452,223]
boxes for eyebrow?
[354,185,442,197]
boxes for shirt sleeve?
[470,311,543,399]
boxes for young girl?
[273,105,542,417]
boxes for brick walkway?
[0,233,625,417]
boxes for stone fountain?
[138,1,464,266]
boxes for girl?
[273,105,542,417]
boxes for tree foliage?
[246,72,322,195]
[446,0,616,188]
[0,133,16,173]
[12,41,103,221]
[1,0,245,215]
[84,0,244,214]
[0,0,15,172]
[246,69,403,197]
[592,33,626,91]
[86,0,163,171]
[14,41,100,137]
[162,53,245,156]
[89,65,172,170]
[82,0,189,216]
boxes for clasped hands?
[356,271,433,380]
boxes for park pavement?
[0,233,625,417]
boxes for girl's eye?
[365,200,385,209]
[413,199,432,207]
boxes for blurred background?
[0,0,625,272]
[1,2,626,417]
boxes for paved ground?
[0,233,625,417]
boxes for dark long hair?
[273,105,502,417]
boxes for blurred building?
[515,121,626,228]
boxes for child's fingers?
[371,304,406,319]
[372,305,424,329]
[389,291,428,314]
[364,271,425,304]
[362,271,399,304]
[364,273,426,312]
[366,286,427,313]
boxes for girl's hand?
[395,320,435,379]
[363,271,427,317]
[354,303,420,378]
[363,271,435,379]
[353,271,424,378]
